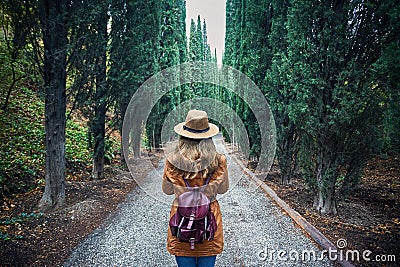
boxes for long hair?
[168,136,219,179]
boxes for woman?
[162,109,229,267]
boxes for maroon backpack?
[169,176,217,250]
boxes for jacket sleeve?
[162,161,174,195]
[217,155,229,194]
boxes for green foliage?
[381,105,400,154]
[146,10,216,150]
[372,39,400,154]
[66,119,91,163]
[0,231,23,241]
[189,18,201,62]
[0,212,43,226]
[265,0,296,184]
[145,0,188,150]
[225,0,399,213]
[104,135,120,163]
[109,0,162,158]
[0,87,45,198]
[223,0,274,160]
[0,212,43,240]
[0,85,113,198]
[279,0,399,213]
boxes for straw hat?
[174,110,219,139]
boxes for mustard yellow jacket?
[162,154,229,256]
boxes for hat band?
[183,125,210,133]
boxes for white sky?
[186,0,226,65]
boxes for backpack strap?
[183,177,191,188]
[201,176,211,193]
[203,176,211,186]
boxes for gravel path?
[64,137,334,267]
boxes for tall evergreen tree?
[145,0,188,150]
[284,0,399,214]
[109,0,161,158]
[189,19,200,62]
[66,0,112,179]
[223,0,274,160]
[0,1,39,111]
[265,0,298,184]
[89,1,109,179]
[224,0,399,213]
[188,17,203,97]
[213,48,218,63]
[176,0,188,64]
[202,20,212,62]
[38,0,70,210]
[223,0,241,68]
[222,0,241,144]
[196,16,204,61]
[188,15,212,64]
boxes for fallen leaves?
[0,162,146,266]
[264,156,400,266]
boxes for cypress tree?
[265,0,297,184]
[89,0,109,179]
[196,15,204,62]
[223,0,274,160]
[109,0,161,158]
[146,0,180,150]
[38,0,70,210]
[285,0,399,214]
[189,19,200,62]
[189,17,202,97]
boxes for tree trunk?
[312,147,338,215]
[278,124,299,185]
[38,0,68,211]
[91,7,108,180]
[120,101,142,164]
[91,107,106,179]
[131,121,142,159]
[313,184,337,215]
[128,104,142,159]
[279,142,293,185]
[281,163,291,185]
[120,101,129,163]
[2,62,22,111]
[321,184,337,214]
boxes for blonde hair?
[169,136,219,179]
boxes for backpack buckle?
[187,213,195,229]
[189,238,196,250]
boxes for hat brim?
[174,122,219,139]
